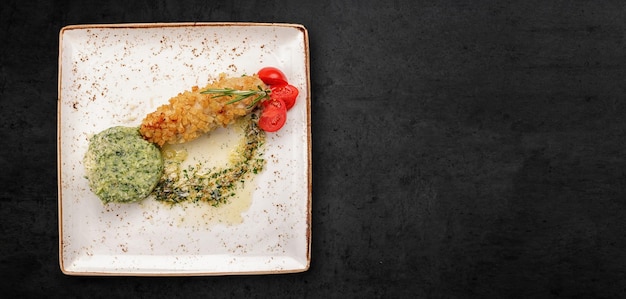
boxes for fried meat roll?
[140,74,266,146]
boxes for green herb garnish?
[200,85,270,108]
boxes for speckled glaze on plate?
[57,23,311,276]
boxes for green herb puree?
[84,126,164,204]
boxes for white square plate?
[57,23,311,275]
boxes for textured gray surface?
[2,0,626,297]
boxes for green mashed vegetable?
[83,126,163,204]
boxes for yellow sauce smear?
[173,174,257,226]
[141,115,265,228]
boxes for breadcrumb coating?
[140,74,266,146]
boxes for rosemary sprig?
[200,85,270,109]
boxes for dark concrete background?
[2,0,626,297]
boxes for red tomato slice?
[258,106,287,132]
[258,67,288,86]
[270,84,299,110]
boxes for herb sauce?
[152,113,266,205]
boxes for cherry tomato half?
[258,67,288,86]
[258,102,287,132]
[261,97,287,111]
[270,84,299,110]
